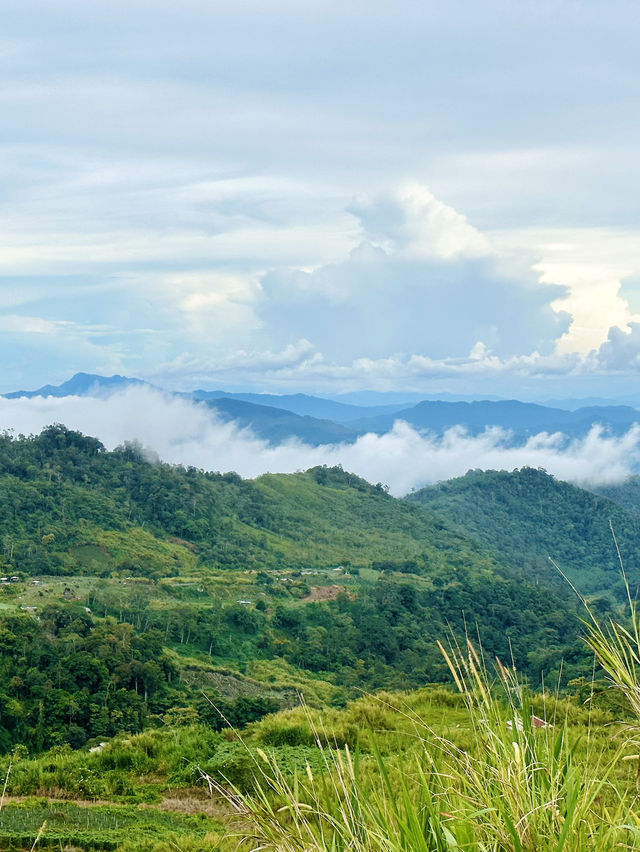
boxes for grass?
[0,799,224,850]
[0,674,637,851]
[208,631,640,851]
[9,548,640,850]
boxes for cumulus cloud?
[350,183,492,260]
[494,226,640,355]
[260,251,569,364]
[251,183,571,367]
[0,172,588,394]
[1,387,638,496]
[593,322,640,371]
[152,340,321,386]
[143,341,586,394]
[3,0,640,398]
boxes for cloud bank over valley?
[1,387,639,496]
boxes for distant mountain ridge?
[3,372,147,399]
[191,389,407,423]
[348,398,640,439]
[4,373,640,447]
[203,397,358,445]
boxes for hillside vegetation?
[0,424,497,576]
[0,651,637,851]
[407,466,640,600]
[2,428,640,849]
[591,474,640,516]
[0,427,596,757]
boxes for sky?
[3,0,640,399]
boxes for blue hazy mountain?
[3,372,147,398]
[541,394,640,410]
[191,389,407,423]
[3,374,360,445]
[347,399,640,439]
[203,398,357,445]
[6,374,406,424]
[5,375,640,446]
[329,390,503,406]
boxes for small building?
[506,715,552,731]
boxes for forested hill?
[0,427,601,752]
[0,424,503,577]
[407,467,640,600]
[590,476,640,517]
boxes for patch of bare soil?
[151,794,230,818]
[304,584,354,602]
[1,791,234,819]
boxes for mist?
[1,386,639,495]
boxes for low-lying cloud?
[1,387,639,496]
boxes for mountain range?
[4,372,640,447]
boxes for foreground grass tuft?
[208,631,640,851]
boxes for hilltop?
[0,423,499,576]
[407,466,640,600]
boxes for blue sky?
[3,0,640,398]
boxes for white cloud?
[1,388,638,496]
[153,339,319,385]
[172,271,264,337]
[491,226,640,355]
[2,0,640,399]
[0,313,118,339]
[219,339,318,370]
[592,323,640,372]
[0,314,62,334]
[352,183,492,260]
[141,342,589,394]
[259,210,569,364]
[0,148,356,277]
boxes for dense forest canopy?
[407,466,640,599]
[0,424,500,576]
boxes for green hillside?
[0,428,597,758]
[0,673,635,851]
[407,466,640,600]
[0,425,497,577]
[590,475,640,516]
[1,427,635,851]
